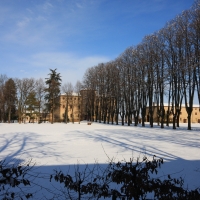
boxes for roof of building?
[61,92,79,96]
[153,103,200,107]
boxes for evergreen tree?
[44,69,61,124]
[4,78,16,123]
[25,91,39,123]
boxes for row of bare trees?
[82,1,200,130]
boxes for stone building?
[52,90,200,124]
[53,93,81,122]
[53,89,96,122]
[145,104,200,123]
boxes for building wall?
[22,113,39,123]
[190,106,200,123]
[146,105,200,123]
[54,94,82,122]
[54,91,200,124]
[53,89,96,122]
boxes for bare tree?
[135,44,149,127]
[83,66,97,122]
[190,1,200,110]
[178,10,196,130]
[15,78,35,124]
[35,78,45,123]
[75,80,82,123]
[142,35,157,127]
[95,64,105,123]
[62,82,73,123]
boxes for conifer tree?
[44,69,61,124]
[25,91,38,123]
[4,78,16,123]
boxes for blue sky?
[0,0,194,86]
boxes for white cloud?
[26,8,34,14]
[75,2,83,9]
[39,1,54,13]
[17,17,31,28]
[15,52,110,85]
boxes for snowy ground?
[0,122,200,199]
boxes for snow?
[0,122,200,199]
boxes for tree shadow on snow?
[0,132,62,165]
[0,127,200,199]
[73,127,200,161]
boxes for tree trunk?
[160,108,164,128]
[141,107,146,127]
[8,107,11,123]
[115,108,119,125]
[187,114,191,130]
[51,108,54,124]
[176,113,180,127]
[166,110,170,127]
[172,115,176,129]
[121,115,124,126]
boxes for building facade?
[53,89,96,122]
[53,91,200,124]
[145,104,200,123]
[54,93,81,122]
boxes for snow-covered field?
[0,122,200,199]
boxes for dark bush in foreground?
[1,156,199,199]
[0,160,33,200]
[51,156,200,200]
